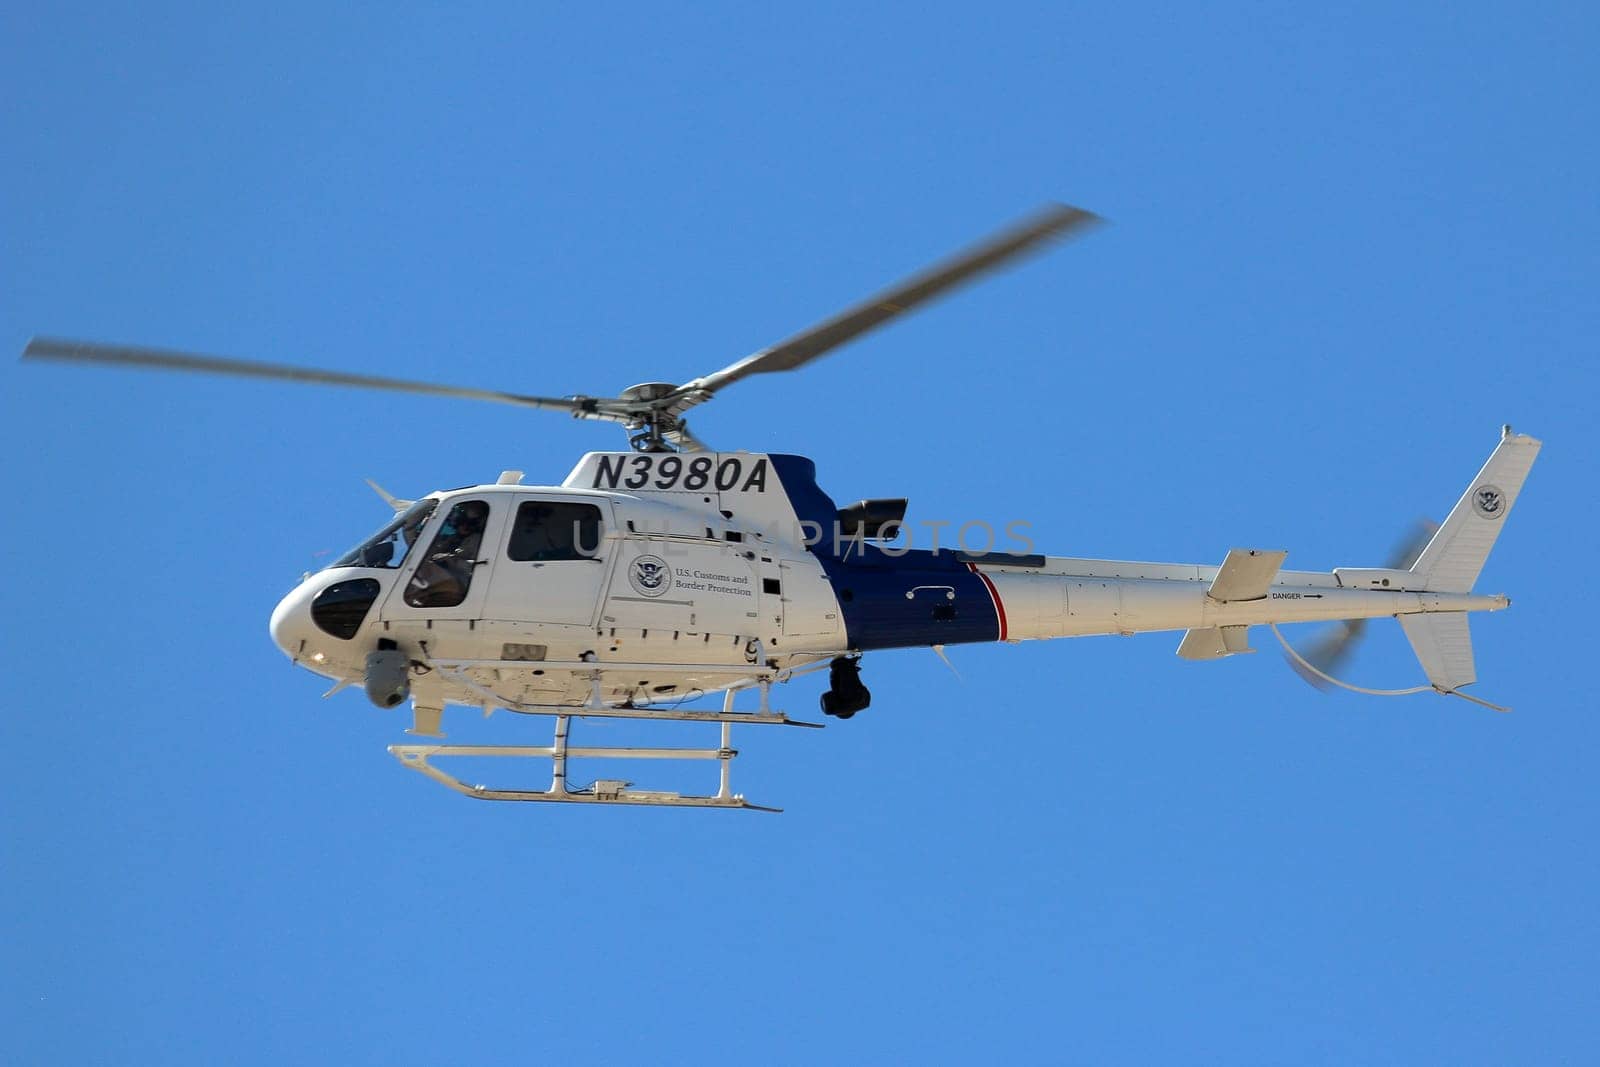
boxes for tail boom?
[978,568,1506,643]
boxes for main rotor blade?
[23,337,602,417]
[676,203,1100,403]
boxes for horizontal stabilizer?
[1398,612,1476,691]
[1208,549,1287,602]
[1177,625,1255,661]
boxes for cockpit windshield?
[331,499,439,569]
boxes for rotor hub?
[618,382,679,404]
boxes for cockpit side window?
[404,500,491,608]
[332,499,438,570]
[507,501,604,562]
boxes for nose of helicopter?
[270,572,389,672]
[269,579,320,660]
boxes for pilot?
[441,502,487,558]
[405,501,489,607]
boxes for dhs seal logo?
[629,554,672,597]
[1472,484,1506,520]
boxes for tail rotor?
[1282,519,1437,692]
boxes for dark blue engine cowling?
[769,455,1001,651]
[819,544,1000,650]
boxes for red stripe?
[967,562,1009,641]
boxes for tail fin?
[1409,427,1542,593]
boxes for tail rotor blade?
[1386,518,1441,571]
[1282,518,1442,693]
[1283,620,1365,691]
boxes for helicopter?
[22,204,1541,811]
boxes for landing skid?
[389,684,813,810]
[391,729,779,810]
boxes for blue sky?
[4,3,1597,1063]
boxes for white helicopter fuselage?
[269,435,1533,728]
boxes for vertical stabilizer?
[1409,428,1541,593]
[1397,612,1476,691]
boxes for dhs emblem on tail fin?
[1473,485,1505,519]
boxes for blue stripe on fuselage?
[768,454,1001,651]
